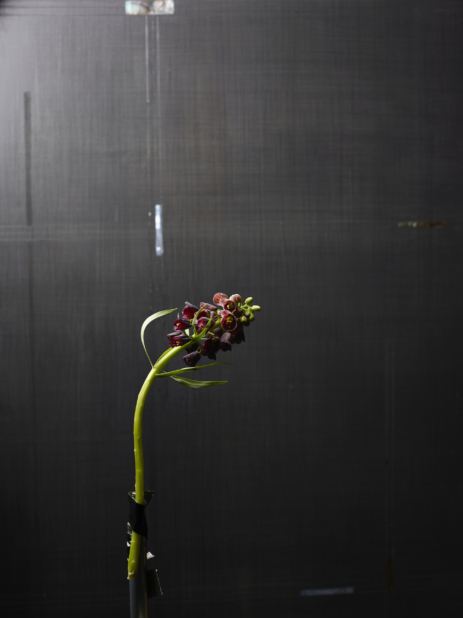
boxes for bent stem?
[128,316,216,579]
[127,346,182,579]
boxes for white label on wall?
[125,1,174,15]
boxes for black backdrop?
[1,1,463,616]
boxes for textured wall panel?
[1,1,462,616]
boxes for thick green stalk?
[127,345,184,579]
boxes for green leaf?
[170,375,228,389]
[141,308,177,367]
[157,362,232,378]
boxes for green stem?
[127,344,187,579]
[127,319,216,579]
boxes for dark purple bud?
[234,330,246,344]
[200,302,218,313]
[187,342,200,353]
[167,331,190,347]
[182,302,199,319]
[221,310,237,331]
[183,351,201,367]
[173,317,191,331]
[213,293,228,307]
[222,298,236,313]
[213,327,224,337]
[207,352,217,360]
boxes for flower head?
[167,292,260,367]
[182,302,199,319]
[222,298,237,313]
[173,317,192,331]
[220,310,237,331]
[213,293,228,307]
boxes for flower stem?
[127,344,185,579]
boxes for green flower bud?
[240,315,249,324]
[248,313,255,322]
[243,309,251,317]
[245,297,253,305]
[251,305,261,312]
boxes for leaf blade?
[170,375,228,389]
[141,308,177,367]
[157,362,232,378]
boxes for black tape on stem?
[128,492,150,538]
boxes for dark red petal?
[173,317,191,331]
[182,302,199,319]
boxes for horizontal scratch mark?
[300,587,354,596]
[398,221,446,228]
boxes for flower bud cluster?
[167,293,261,367]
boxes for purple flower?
[182,302,199,319]
[213,293,228,307]
[222,298,237,313]
[173,317,191,331]
[220,310,237,331]
[234,329,245,344]
[183,351,201,367]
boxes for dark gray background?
[1,0,462,616]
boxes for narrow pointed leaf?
[170,376,228,389]
[157,362,232,378]
[141,308,177,367]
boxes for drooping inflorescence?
[166,293,261,367]
[129,292,262,580]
